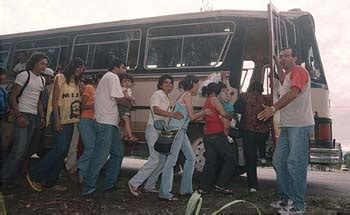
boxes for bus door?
[267,3,297,146]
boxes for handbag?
[154,129,178,155]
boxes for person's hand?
[54,120,62,132]
[40,117,46,129]
[203,108,214,116]
[172,112,183,120]
[16,115,27,128]
[257,104,274,121]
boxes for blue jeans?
[30,123,74,187]
[82,122,124,193]
[1,112,38,182]
[272,125,313,210]
[129,125,166,189]
[159,128,195,199]
[77,118,96,179]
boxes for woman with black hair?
[241,81,272,192]
[27,57,85,192]
[128,74,183,196]
[198,82,237,194]
[159,75,206,201]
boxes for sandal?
[214,185,234,194]
[127,135,139,142]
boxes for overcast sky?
[1,0,349,150]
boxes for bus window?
[145,21,235,70]
[240,60,255,92]
[182,35,227,67]
[93,42,128,69]
[0,43,11,70]
[72,45,89,63]
[72,30,141,70]
[0,52,9,69]
[146,39,182,68]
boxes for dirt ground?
[2,167,350,214]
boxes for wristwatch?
[271,106,276,113]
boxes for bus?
[0,3,342,171]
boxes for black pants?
[199,132,237,191]
[242,130,269,189]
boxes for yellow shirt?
[47,74,81,125]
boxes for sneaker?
[271,199,293,209]
[128,182,141,197]
[278,206,304,214]
[30,153,40,159]
[26,174,42,192]
[82,188,96,195]
[249,188,257,193]
[48,185,67,191]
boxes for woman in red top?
[198,82,237,194]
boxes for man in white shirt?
[82,59,131,195]
[1,53,47,186]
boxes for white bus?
[0,3,341,172]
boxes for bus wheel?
[191,137,206,173]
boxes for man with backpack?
[1,53,47,187]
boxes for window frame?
[0,42,12,69]
[144,21,236,70]
[71,29,142,71]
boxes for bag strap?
[16,70,30,103]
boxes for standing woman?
[198,82,236,194]
[159,75,205,201]
[128,75,183,196]
[27,58,85,192]
[241,81,272,192]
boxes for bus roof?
[0,9,311,39]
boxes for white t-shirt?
[147,90,170,126]
[94,71,124,126]
[15,71,45,115]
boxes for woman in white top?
[128,74,183,196]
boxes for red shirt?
[203,97,225,135]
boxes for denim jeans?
[30,123,74,187]
[242,130,269,189]
[1,112,38,182]
[272,125,313,210]
[199,132,237,191]
[82,122,124,193]
[77,118,96,179]
[129,125,166,189]
[159,128,195,199]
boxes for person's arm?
[153,106,183,120]
[10,83,27,128]
[257,86,300,121]
[211,97,231,120]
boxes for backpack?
[0,86,9,118]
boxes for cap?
[43,68,54,77]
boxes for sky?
[1,0,349,151]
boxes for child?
[118,73,138,141]
[218,82,235,136]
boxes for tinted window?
[0,52,9,68]
[183,35,226,67]
[72,45,89,63]
[146,39,182,68]
[93,42,128,69]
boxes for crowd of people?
[1,47,314,214]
